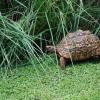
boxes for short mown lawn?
[0,59,100,100]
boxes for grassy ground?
[0,58,100,100]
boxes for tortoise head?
[46,46,56,52]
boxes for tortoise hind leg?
[60,57,66,70]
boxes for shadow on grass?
[65,58,100,68]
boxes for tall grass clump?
[0,13,43,68]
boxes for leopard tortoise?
[46,29,100,69]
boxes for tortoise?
[46,29,100,69]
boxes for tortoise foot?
[60,57,65,70]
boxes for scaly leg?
[60,57,65,70]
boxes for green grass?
[0,58,100,100]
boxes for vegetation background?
[0,0,100,67]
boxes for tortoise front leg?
[60,57,65,70]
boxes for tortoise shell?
[56,30,100,60]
